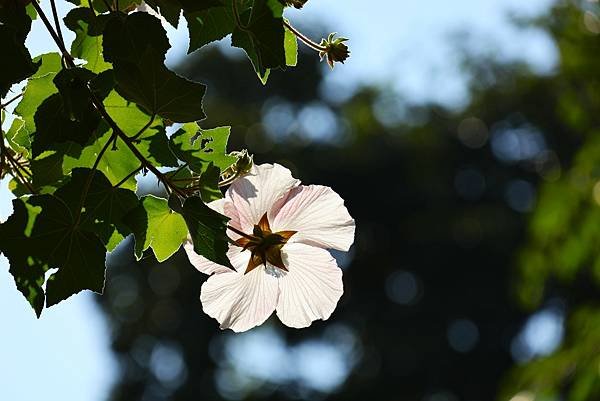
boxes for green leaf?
[231,0,285,77]
[67,168,139,251]
[0,199,46,316]
[185,4,235,53]
[13,53,63,153]
[169,124,236,174]
[101,90,179,167]
[284,22,298,67]
[114,50,207,122]
[31,68,103,156]
[197,163,223,201]
[31,149,73,193]
[66,0,143,13]
[103,90,152,134]
[0,1,39,97]
[144,0,224,26]
[102,12,170,64]
[171,195,232,267]
[103,12,207,122]
[125,195,188,262]
[0,191,107,314]
[5,117,29,155]
[64,8,111,73]
[136,125,180,168]
[63,128,140,191]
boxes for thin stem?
[31,1,74,66]
[227,225,257,241]
[131,114,156,140]
[8,158,36,193]
[218,174,239,188]
[114,164,142,188]
[0,127,35,193]
[5,153,36,194]
[283,20,326,52]
[49,0,65,48]
[1,92,24,109]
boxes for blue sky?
[0,1,557,400]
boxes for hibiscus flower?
[184,163,355,332]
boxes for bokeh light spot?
[447,319,479,353]
[457,117,488,148]
[455,168,486,201]
[385,270,422,305]
[505,180,535,213]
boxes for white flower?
[184,163,355,332]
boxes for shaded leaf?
[231,0,285,76]
[66,168,139,251]
[185,4,235,53]
[64,7,111,73]
[0,0,39,97]
[31,68,104,156]
[0,199,46,316]
[103,12,207,122]
[171,194,232,267]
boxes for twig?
[283,20,326,52]
[31,1,74,66]
[227,225,257,241]
[5,153,36,194]
[0,92,24,109]
[49,0,65,49]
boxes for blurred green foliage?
[97,1,600,400]
[505,3,600,400]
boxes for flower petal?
[226,163,299,231]
[276,243,343,328]
[271,185,355,251]
[185,242,254,275]
[200,261,279,332]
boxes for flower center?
[230,213,296,274]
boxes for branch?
[30,0,187,198]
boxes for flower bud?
[319,33,350,69]
[232,149,254,176]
